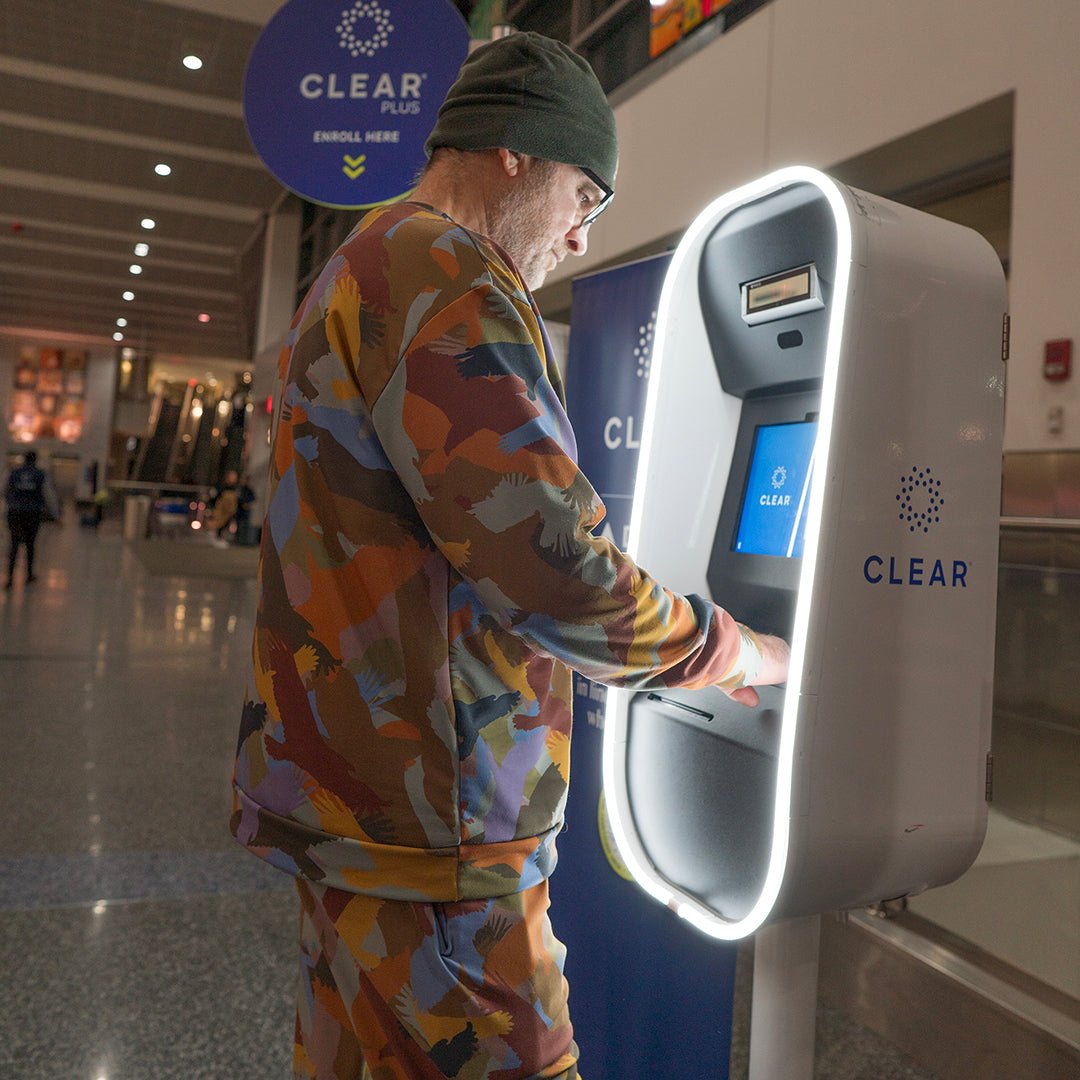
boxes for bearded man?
[232,31,788,1080]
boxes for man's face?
[486,159,605,291]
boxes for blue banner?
[244,0,469,209]
[553,253,738,1078]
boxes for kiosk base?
[749,915,821,1080]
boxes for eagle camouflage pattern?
[293,878,578,1079]
[231,201,763,902]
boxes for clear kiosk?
[600,167,1007,1076]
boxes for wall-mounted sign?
[244,0,470,209]
[650,0,767,59]
[9,347,87,444]
[650,0,728,58]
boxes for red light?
[198,312,211,323]
[10,222,24,234]
[1044,339,1072,382]
[265,395,273,415]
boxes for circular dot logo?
[634,311,657,379]
[771,465,787,490]
[336,1,394,59]
[896,466,944,534]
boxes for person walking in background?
[5,448,48,589]
[231,31,789,1080]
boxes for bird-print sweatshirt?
[231,201,764,901]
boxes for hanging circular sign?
[244,0,470,209]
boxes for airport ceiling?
[0,0,476,364]
[1,1,1010,365]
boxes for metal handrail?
[1000,516,1080,531]
[107,481,210,495]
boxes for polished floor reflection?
[1,521,946,1079]
[0,522,295,1080]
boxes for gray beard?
[485,168,559,291]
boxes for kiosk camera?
[602,167,1006,942]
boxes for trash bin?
[122,495,152,541]
[155,497,190,534]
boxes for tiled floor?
[5,520,1057,1079]
[1,522,296,1079]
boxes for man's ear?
[497,147,525,177]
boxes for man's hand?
[726,632,791,708]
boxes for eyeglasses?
[579,167,614,227]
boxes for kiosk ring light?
[601,166,1005,942]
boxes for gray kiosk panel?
[698,182,836,397]
[626,686,782,922]
[626,182,841,922]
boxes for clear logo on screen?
[732,421,817,558]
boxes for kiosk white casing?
[601,167,1006,940]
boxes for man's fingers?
[726,686,760,708]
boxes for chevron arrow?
[342,154,367,179]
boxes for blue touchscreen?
[733,420,818,558]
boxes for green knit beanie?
[424,31,618,195]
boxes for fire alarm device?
[1045,339,1072,382]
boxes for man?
[5,448,48,589]
[232,32,788,1080]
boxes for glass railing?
[906,490,1080,1006]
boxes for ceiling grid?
[1,0,639,360]
[0,0,280,360]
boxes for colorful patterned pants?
[293,878,580,1080]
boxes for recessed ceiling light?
[116,318,127,328]
[134,243,149,257]
[113,332,124,342]
[129,264,143,275]
[182,54,203,70]
[140,218,156,230]
[198,312,211,323]
[154,163,172,177]
[122,291,135,301]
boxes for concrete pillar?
[247,196,302,521]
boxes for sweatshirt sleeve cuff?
[716,624,764,690]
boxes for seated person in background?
[207,470,241,538]
[208,471,257,540]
